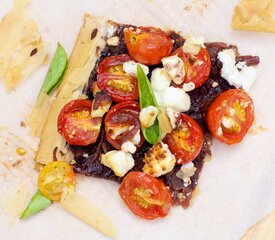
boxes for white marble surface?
[0,0,275,239]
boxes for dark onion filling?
[70,25,259,208]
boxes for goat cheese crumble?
[139,106,159,129]
[182,37,204,55]
[162,55,185,85]
[143,142,176,177]
[218,49,257,92]
[150,68,172,92]
[176,162,197,187]
[162,87,191,112]
[123,61,149,76]
[100,150,134,177]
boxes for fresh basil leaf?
[137,65,161,145]
[39,43,67,96]
[20,190,51,220]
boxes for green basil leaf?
[39,43,67,96]
[137,65,161,145]
[20,190,51,220]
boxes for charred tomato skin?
[119,171,172,220]
[172,46,211,89]
[58,99,101,146]
[163,114,204,164]
[104,101,144,149]
[207,89,254,144]
[124,27,173,65]
[97,54,139,102]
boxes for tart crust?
[35,14,112,165]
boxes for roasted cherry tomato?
[97,54,138,102]
[119,172,172,220]
[163,114,203,164]
[124,27,173,65]
[38,161,76,201]
[104,101,144,149]
[207,89,254,144]
[172,46,211,88]
[58,99,101,146]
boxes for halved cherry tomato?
[119,171,172,220]
[58,99,101,146]
[104,101,144,149]
[97,54,138,102]
[38,161,76,201]
[163,114,203,164]
[124,27,173,65]
[172,46,211,88]
[207,89,254,144]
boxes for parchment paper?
[1,0,275,239]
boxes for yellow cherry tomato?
[38,161,76,201]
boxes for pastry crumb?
[11,160,23,168]
[183,0,209,15]
[20,121,26,127]
[184,5,192,11]
[249,125,268,135]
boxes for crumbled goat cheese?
[143,142,176,177]
[176,162,197,187]
[152,90,164,106]
[165,107,180,129]
[182,37,204,55]
[121,141,136,154]
[212,81,219,87]
[162,55,185,85]
[106,23,117,38]
[108,125,133,139]
[100,150,134,177]
[217,49,257,92]
[183,82,195,92]
[139,106,159,129]
[131,130,141,145]
[106,36,119,46]
[121,130,141,154]
[150,68,172,92]
[123,61,149,76]
[162,87,191,112]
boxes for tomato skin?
[97,54,139,102]
[124,27,173,65]
[172,46,211,88]
[119,172,172,220]
[207,89,254,144]
[38,161,76,201]
[163,114,203,164]
[104,101,144,149]
[58,99,101,146]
